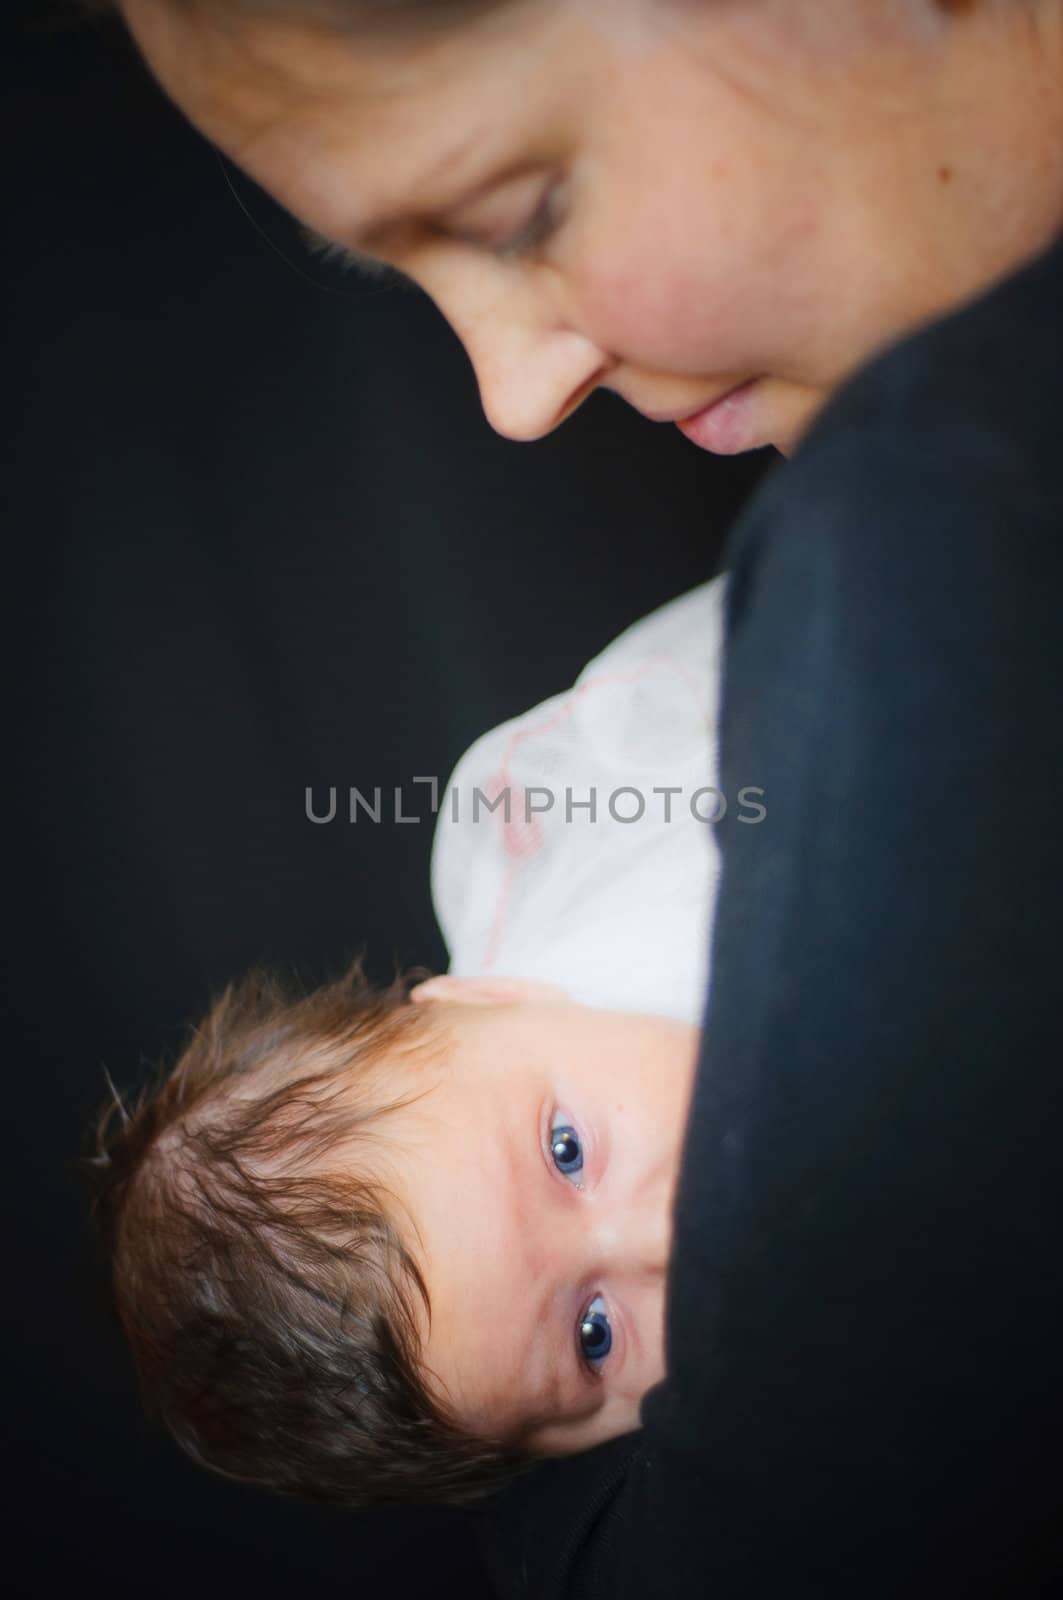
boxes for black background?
[7,5,777,1594]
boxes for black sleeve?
[468,403,1063,1598]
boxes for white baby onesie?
[429,575,728,1027]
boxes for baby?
[87,575,739,1510]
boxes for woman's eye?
[578,1294,612,1372]
[481,184,564,262]
[549,1119,584,1183]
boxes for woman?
[92,0,1063,461]
[88,1,1063,1596]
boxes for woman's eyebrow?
[297,123,532,276]
[302,119,492,265]
[297,223,401,279]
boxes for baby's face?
[378,977,700,1457]
[114,0,1033,459]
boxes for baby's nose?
[603,1185,674,1279]
[639,1195,674,1276]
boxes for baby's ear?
[409,975,572,1007]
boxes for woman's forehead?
[122,0,419,128]
[121,0,571,227]
[123,0,548,109]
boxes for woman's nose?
[444,292,613,441]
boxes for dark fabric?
[464,225,1063,1597]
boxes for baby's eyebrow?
[533,1297,568,1422]
[501,1115,571,1432]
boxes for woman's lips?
[675,378,764,454]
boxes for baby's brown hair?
[84,957,540,1508]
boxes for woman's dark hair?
[83,956,543,1509]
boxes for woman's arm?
[468,301,1063,1596]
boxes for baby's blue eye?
[548,1119,613,1375]
[579,1295,612,1369]
[550,1121,584,1181]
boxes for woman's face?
[118,0,1063,456]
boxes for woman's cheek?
[575,246,760,379]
